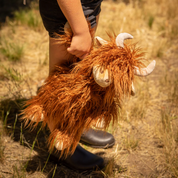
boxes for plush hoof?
[80,128,115,148]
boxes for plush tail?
[21,96,45,129]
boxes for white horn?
[134,60,156,76]
[93,65,111,87]
[116,33,133,48]
[95,36,108,46]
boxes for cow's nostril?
[105,79,109,83]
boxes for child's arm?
[57,0,92,59]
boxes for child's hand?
[67,30,92,59]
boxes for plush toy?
[21,25,156,158]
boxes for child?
[39,0,115,170]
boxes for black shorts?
[39,0,103,37]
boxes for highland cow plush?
[22,26,156,157]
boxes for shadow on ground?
[0,97,123,177]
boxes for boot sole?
[80,140,115,149]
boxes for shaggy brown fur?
[21,27,146,158]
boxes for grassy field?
[0,0,178,177]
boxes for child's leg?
[49,38,73,74]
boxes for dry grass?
[0,0,178,177]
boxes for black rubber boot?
[50,144,104,170]
[80,128,115,148]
